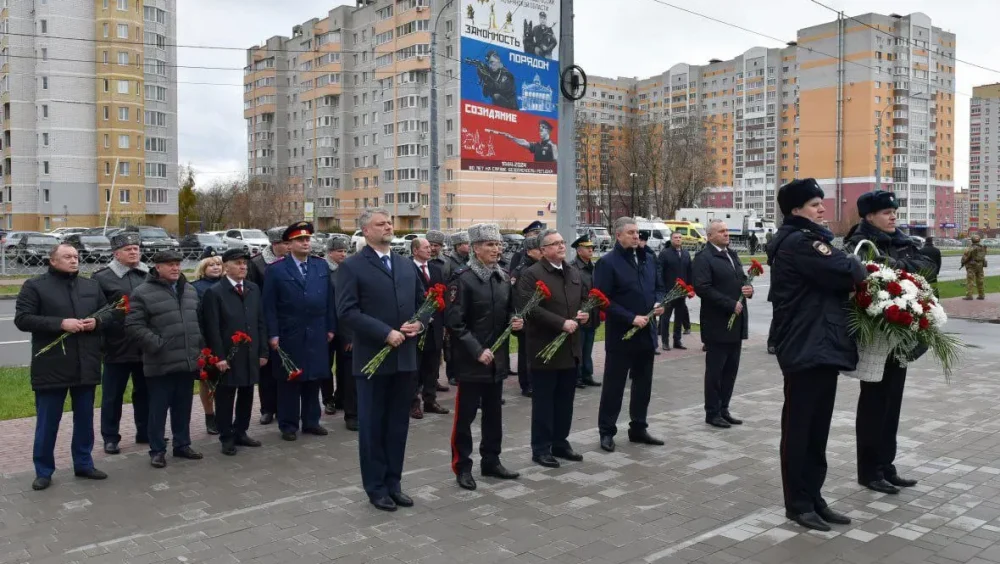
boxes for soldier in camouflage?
[962,234,988,300]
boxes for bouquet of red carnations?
[418,283,448,351]
[537,288,610,363]
[726,259,764,330]
[362,283,447,378]
[35,295,130,357]
[490,280,551,353]
[197,331,253,395]
[623,279,694,340]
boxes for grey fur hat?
[425,230,446,245]
[265,227,285,243]
[110,231,141,250]
[468,223,502,244]
[523,235,541,251]
[326,235,350,252]
[450,231,470,246]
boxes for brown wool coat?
[515,259,589,371]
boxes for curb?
[0,294,16,301]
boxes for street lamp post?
[429,0,454,231]
[629,172,639,216]
[875,98,893,191]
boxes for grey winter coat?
[125,270,203,377]
[92,260,148,363]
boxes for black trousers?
[214,384,254,443]
[100,361,148,443]
[780,367,837,515]
[659,298,690,346]
[258,349,279,415]
[767,310,783,350]
[321,340,336,406]
[336,347,357,421]
[357,371,415,499]
[147,373,195,456]
[857,359,908,482]
[450,380,503,474]
[598,350,654,437]
[415,332,442,405]
[276,378,321,434]
[704,342,741,419]
[531,367,578,456]
[516,333,531,392]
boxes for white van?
[633,217,672,253]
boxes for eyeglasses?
[543,240,566,247]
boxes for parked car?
[177,232,227,259]
[576,225,612,252]
[502,233,524,255]
[310,232,331,256]
[122,225,180,259]
[80,226,123,238]
[3,231,42,257]
[351,230,366,252]
[15,234,60,265]
[222,228,269,255]
[46,227,88,241]
[64,233,113,263]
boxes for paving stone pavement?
[3,341,1000,564]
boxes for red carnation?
[865,263,879,273]
[197,357,206,368]
[201,348,212,356]
[886,281,903,297]
[856,292,873,309]
[208,355,219,365]
[898,311,913,326]
[857,281,869,294]
[536,280,552,300]
[588,288,611,309]
[749,259,764,276]
[288,369,303,381]
[884,305,901,324]
[231,333,241,345]
[918,317,930,330]
[199,370,209,381]
[599,311,606,322]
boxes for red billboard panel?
[460,101,558,175]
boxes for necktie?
[420,263,429,284]
[299,262,308,277]
[235,282,243,296]
[381,255,392,272]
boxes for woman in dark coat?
[844,190,936,497]
[192,252,223,434]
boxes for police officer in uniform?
[497,122,557,163]
[509,220,546,276]
[962,233,987,300]
[512,233,543,397]
[469,49,517,110]
[248,227,289,425]
[845,190,934,495]
[769,179,865,532]
[442,232,470,386]
[262,222,337,441]
[571,234,601,388]
[427,230,448,271]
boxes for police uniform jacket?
[92,260,148,363]
[692,244,749,344]
[517,259,588,371]
[262,254,337,382]
[441,251,469,282]
[593,242,665,353]
[201,279,269,387]
[844,221,935,275]
[768,215,866,374]
[572,255,600,330]
[15,269,108,391]
[445,266,514,383]
[125,271,203,378]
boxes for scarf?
[108,258,148,278]
[261,246,281,265]
[468,255,504,282]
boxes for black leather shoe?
[654,349,661,355]
[135,436,149,444]
[150,453,167,468]
[389,491,414,507]
[532,454,560,468]
[886,474,917,488]
[576,380,587,389]
[281,432,298,441]
[673,343,687,350]
[581,377,601,387]
[302,425,329,436]
[104,441,120,455]
[786,510,831,532]
[32,476,51,490]
[767,346,776,355]
[552,447,584,461]
[371,495,397,512]
[436,383,450,392]
[324,402,337,415]
[221,442,237,456]
[628,431,665,446]
[706,416,731,429]
[662,342,670,351]
[259,413,275,425]
[482,463,520,479]
[173,446,203,460]
[424,402,450,415]
[235,434,262,447]
[600,435,616,452]
[817,506,852,525]
[205,414,219,435]
[457,471,477,490]
[521,389,532,398]
[345,419,359,432]
[862,479,900,494]
[74,468,108,480]
[721,412,743,425]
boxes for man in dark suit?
[512,235,542,397]
[324,235,358,430]
[658,231,692,350]
[322,235,349,416]
[594,217,665,453]
[337,208,431,512]
[410,237,449,419]
[692,220,753,429]
[248,227,289,425]
[571,234,600,388]
[262,222,337,442]
[200,249,269,455]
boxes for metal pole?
[556,0,577,255]
[429,0,453,231]
[103,156,121,235]
[875,99,892,191]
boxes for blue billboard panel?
[460,37,558,120]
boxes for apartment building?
[0,0,178,232]
[577,12,956,235]
[969,83,1000,232]
[954,189,969,234]
[244,0,558,232]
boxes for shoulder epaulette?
[453,266,470,277]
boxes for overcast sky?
[176,0,1000,191]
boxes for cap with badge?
[638,230,650,242]
[571,234,593,249]
[326,235,350,252]
[857,190,898,217]
[199,247,219,261]
[468,223,502,244]
[110,231,141,251]
[450,231,470,246]
[282,221,314,242]
[778,178,825,216]
[222,248,250,262]
[522,220,546,235]
[151,249,183,263]
[266,227,285,244]
[425,230,446,245]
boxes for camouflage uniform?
[962,237,988,299]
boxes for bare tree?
[195,180,239,231]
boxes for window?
[103,79,109,92]
[145,188,168,203]
[105,189,111,202]
[118,52,129,66]
[105,162,111,176]
[119,189,131,203]
[42,162,49,175]
[446,119,453,132]
[41,48,47,61]
[144,111,167,126]
[42,133,49,146]
[118,134,130,149]
[145,162,167,178]
[104,134,110,148]
[40,20,47,34]
[43,189,50,202]
[42,76,48,90]
[117,80,129,94]
[117,24,128,38]
[103,106,110,120]
[118,162,130,176]
[41,105,48,118]
[145,137,167,152]
[117,0,128,10]
[118,107,129,121]
[446,94,453,107]
[143,6,166,23]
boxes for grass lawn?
[0,285,19,295]
[936,275,1000,299]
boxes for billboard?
[460,0,559,175]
